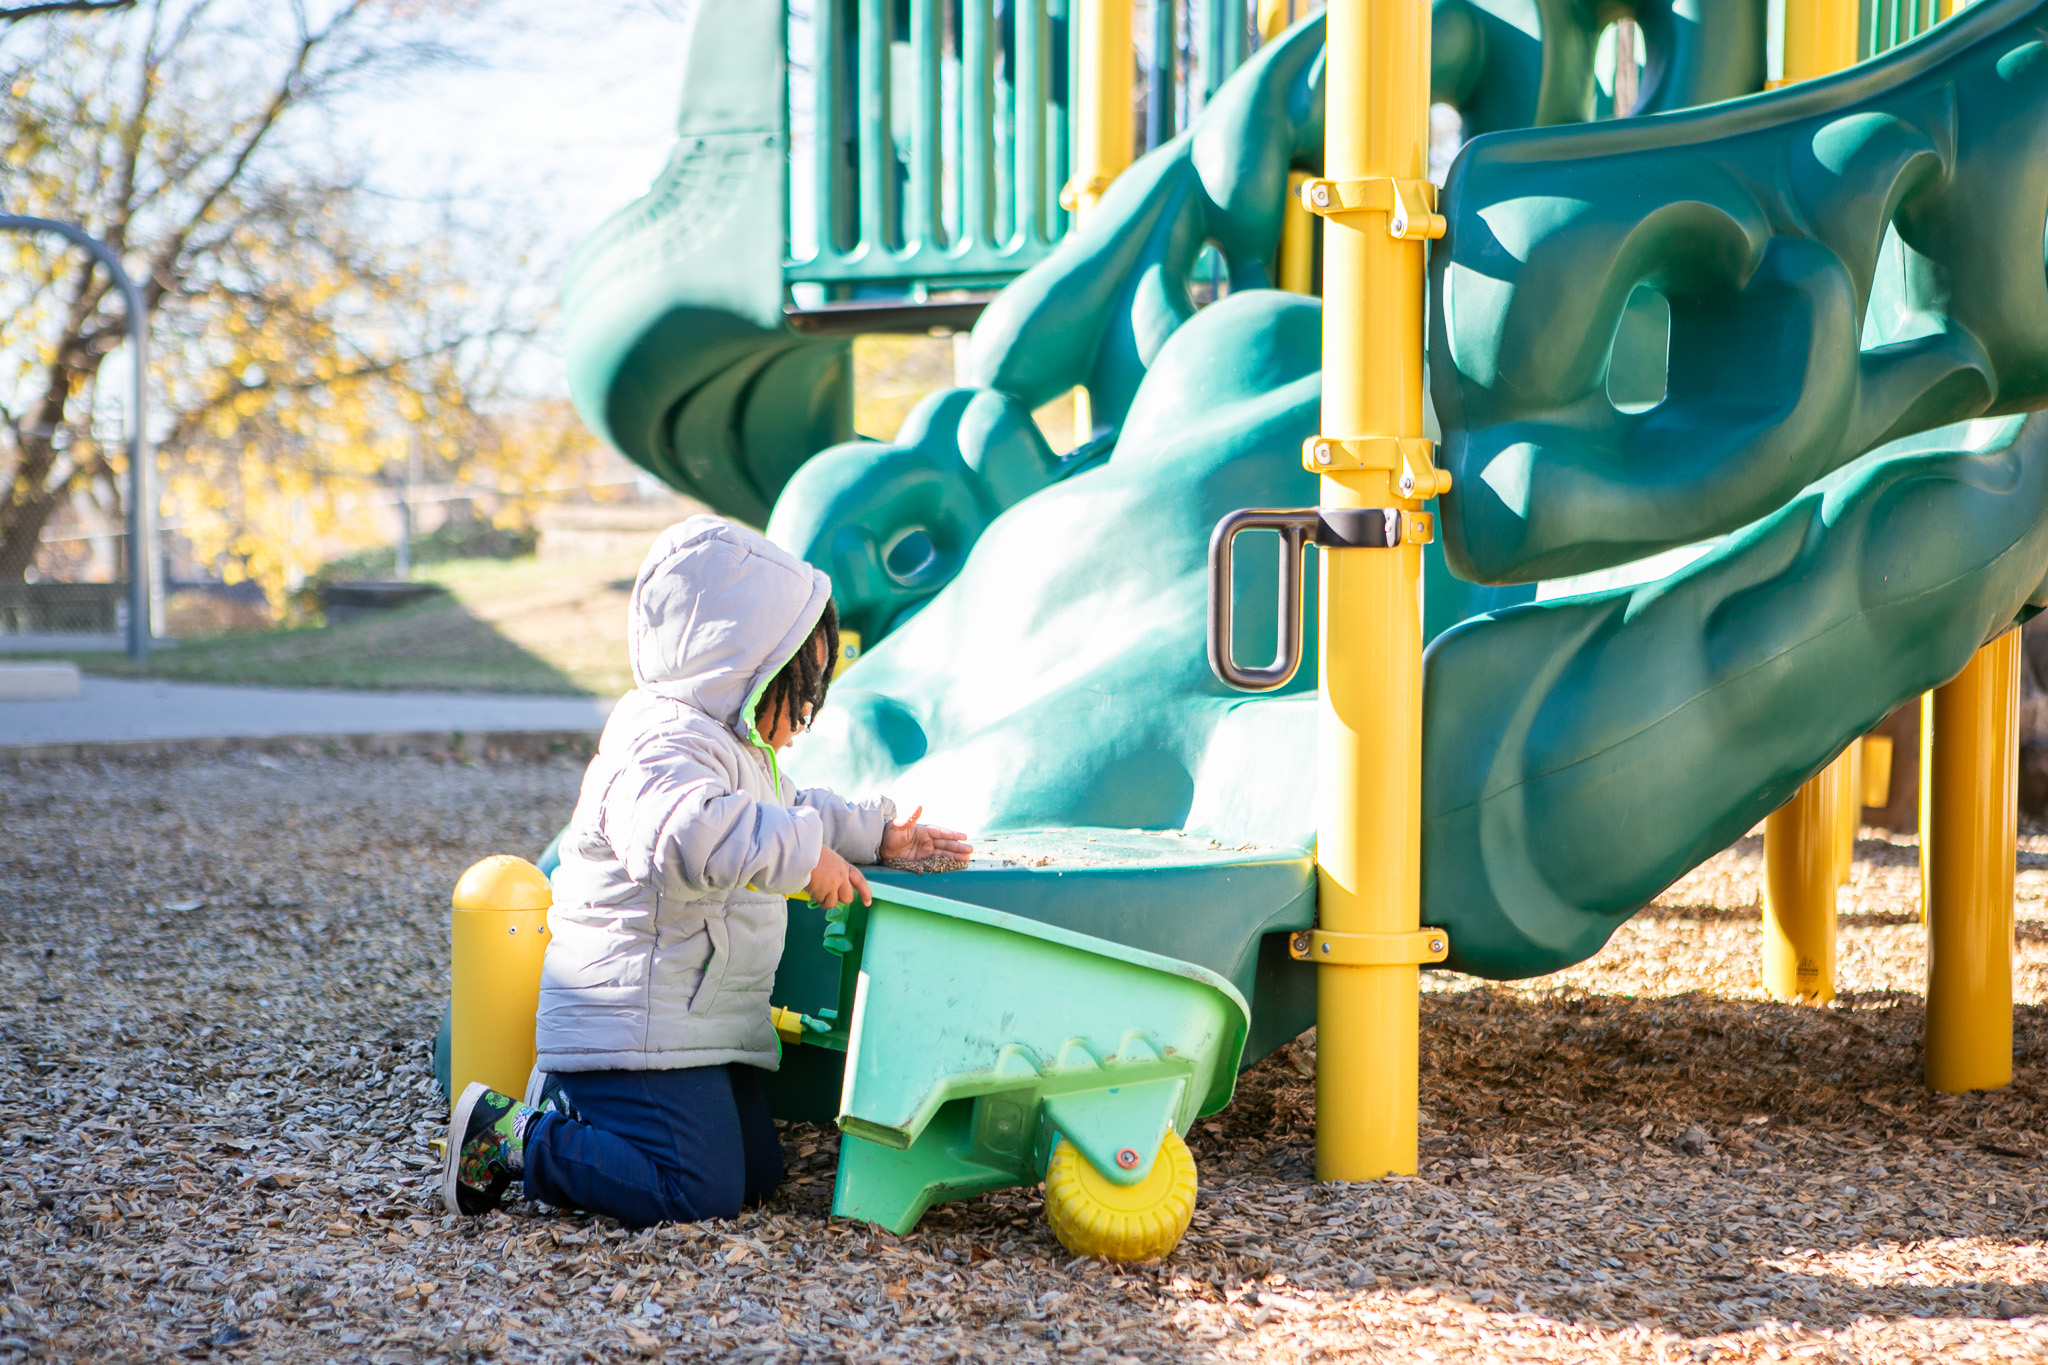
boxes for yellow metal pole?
[1922,630,2019,1093]
[1277,170,1317,295]
[1837,739,1861,887]
[1762,759,1841,1003]
[1310,0,1437,1182]
[450,855,553,1108]
[1066,0,1133,445]
[1069,0,1132,223]
[1783,0,1858,80]
[1760,0,1859,997]
[1862,732,1894,807]
[1258,0,1299,42]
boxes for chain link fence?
[0,582,125,636]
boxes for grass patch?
[52,553,639,695]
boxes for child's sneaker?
[442,1082,540,1215]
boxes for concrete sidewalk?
[0,676,615,760]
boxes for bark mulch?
[1,752,2044,1363]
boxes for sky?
[333,0,701,388]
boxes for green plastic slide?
[559,2,851,526]
[546,0,2048,1109]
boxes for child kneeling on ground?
[440,516,969,1224]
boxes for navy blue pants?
[522,1065,783,1227]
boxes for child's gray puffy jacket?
[536,517,894,1074]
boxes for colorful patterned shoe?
[442,1082,539,1216]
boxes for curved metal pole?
[0,215,151,662]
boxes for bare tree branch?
[0,0,581,595]
[0,1,136,21]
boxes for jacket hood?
[627,515,833,740]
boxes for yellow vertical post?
[1922,631,2019,1093]
[1070,0,1133,222]
[450,855,553,1108]
[1762,760,1841,1002]
[1258,0,1299,41]
[1759,0,1859,999]
[1277,170,1317,294]
[1837,739,1861,887]
[1308,0,1440,1181]
[1065,0,1133,444]
[1783,0,1859,79]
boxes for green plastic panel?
[1431,0,2048,584]
[1434,0,1766,135]
[961,20,1327,434]
[763,832,1316,1126]
[865,831,1316,1057]
[828,881,1249,1234]
[1424,414,2048,976]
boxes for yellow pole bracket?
[1300,176,1447,240]
[1302,434,1453,500]
[1290,928,1451,966]
[1059,173,1119,213]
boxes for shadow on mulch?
[1409,984,2045,1158]
[746,982,2048,1349]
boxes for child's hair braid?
[757,598,840,740]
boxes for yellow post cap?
[452,855,553,913]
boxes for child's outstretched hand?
[878,806,973,864]
[806,846,871,910]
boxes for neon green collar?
[748,720,784,798]
[742,661,790,798]
[740,605,828,800]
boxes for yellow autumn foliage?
[0,0,616,606]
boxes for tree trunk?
[0,372,79,583]
[0,259,110,583]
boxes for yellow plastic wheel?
[1044,1129,1198,1262]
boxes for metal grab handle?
[1207,506,1412,691]
[1207,508,1321,691]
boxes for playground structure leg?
[1277,170,1316,295]
[1837,741,1861,888]
[1310,0,1434,1182]
[1067,0,1133,444]
[1758,0,1860,1001]
[1762,759,1842,1003]
[1921,631,2019,1094]
[1781,0,1858,81]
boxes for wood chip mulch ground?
[1,751,2045,1363]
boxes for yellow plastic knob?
[452,855,552,912]
[1044,1129,1198,1262]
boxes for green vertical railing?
[907,0,944,251]
[1202,0,1251,103]
[859,1,895,253]
[1863,0,1945,56]
[792,0,1073,289]
[787,0,1258,297]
